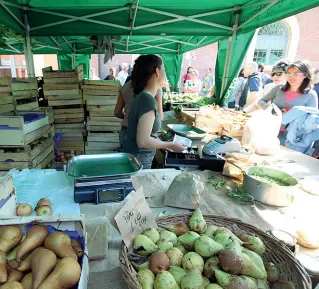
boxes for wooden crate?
[0,104,15,115]
[85,98,117,106]
[42,65,84,80]
[44,78,80,84]
[0,95,13,105]
[0,215,89,289]
[11,82,38,92]
[82,79,120,88]
[15,97,39,111]
[86,125,121,132]
[0,174,17,216]
[87,132,119,143]
[49,99,83,106]
[44,88,80,96]
[43,83,79,90]
[18,107,54,125]
[85,141,119,151]
[87,105,115,113]
[0,137,54,170]
[0,113,49,146]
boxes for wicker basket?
[119,214,311,289]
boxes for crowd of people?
[182,66,214,96]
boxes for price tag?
[115,188,158,248]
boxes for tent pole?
[22,13,35,78]
[221,13,239,97]
[71,44,76,69]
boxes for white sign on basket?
[115,188,158,248]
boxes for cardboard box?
[0,215,89,289]
[0,174,17,216]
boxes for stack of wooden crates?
[0,78,14,116]
[81,80,121,154]
[42,66,85,157]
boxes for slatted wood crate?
[11,78,39,112]
[0,78,14,115]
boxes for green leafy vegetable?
[251,174,290,187]
[207,176,227,190]
[225,186,254,203]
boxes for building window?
[253,21,288,65]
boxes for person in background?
[228,68,246,109]
[183,67,193,84]
[90,68,100,80]
[117,62,129,86]
[263,60,290,96]
[200,68,214,97]
[104,67,117,80]
[123,55,185,169]
[258,63,272,88]
[258,60,318,144]
[313,68,319,107]
[114,79,164,150]
[184,69,202,93]
[239,62,262,108]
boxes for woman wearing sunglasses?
[258,60,318,144]
[263,60,290,96]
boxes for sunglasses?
[271,72,284,77]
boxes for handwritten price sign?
[115,188,157,248]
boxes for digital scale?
[202,135,241,155]
[66,153,142,204]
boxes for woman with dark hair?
[123,55,186,169]
[183,67,193,83]
[258,60,318,144]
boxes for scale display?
[98,189,122,202]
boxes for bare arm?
[155,94,164,121]
[244,91,258,109]
[114,92,125,119]
[136,110,185,152]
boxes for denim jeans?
[119,128,127,151]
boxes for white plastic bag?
[242,104,282,155]
[164,172,204,209]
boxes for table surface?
[5,147,319,289]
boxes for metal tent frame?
[0,0,284,94]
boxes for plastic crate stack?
[11,78,39,111]
[42,65,85,162]
[0,108,55,170]
[0,77,15,116]
[81,80,121,154]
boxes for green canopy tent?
[0,0,318,101]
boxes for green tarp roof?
[0,0,319,55]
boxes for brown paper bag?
[222,153,255,181]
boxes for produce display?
[129,209,296,289]
[16,199,53,217]
[55,150,77,165]
[164,93,215,109]
[0,224,83,288]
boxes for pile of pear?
[132,209,295,289]
[0,225,84,289]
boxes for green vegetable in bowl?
[250,174,290,187]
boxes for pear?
[218,248,244,275]
[132,260,150,271]
[156,239,173,253]
[182,252,204,272]
[174,242,188,255]
[238,233,265,256]
[169,266,187,286]
[204,225,219,238]
[240,276,258,289]
[204,256,219,279]
[138,268,155,289]
[154,271,179,289]
[189,209,207,234]
[160,231,177,244]
[206,285,223,289]
[214,233,232,247]
[178,232,200,250]
[271,281,295,289]
[167,223,190,236]
[214,227,243,245]
[202,276,210,288]
[166,247,184,267]
[133,235,158,256]
[181,270,203,289]
[241,252,266,279]
[194,236,223,257]
[143,228,160,244]
[264,262,279,283]
[214,269,249,288]
[242,248,267,278]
